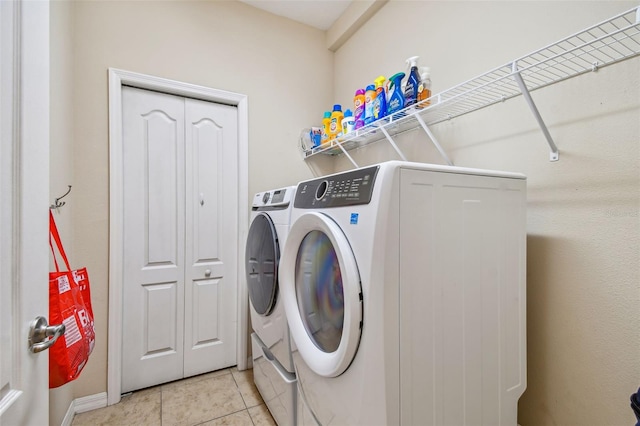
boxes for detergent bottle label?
[365,96,374,119]
[388,97,401,112]
[330,117,338,133]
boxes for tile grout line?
[230,370,250,410]
[230,369,257,426]
[191,407,252,426]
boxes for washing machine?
[245,186,297,425]
[280,161,527,425]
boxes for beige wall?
[55,1,639,424]
[69,0,332,399]
[50,0,75,424]
[332,1,639,425]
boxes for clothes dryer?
[281,161,527,425]
[246,186,297,425]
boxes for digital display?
[271,189,286,204]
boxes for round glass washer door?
[245,213,279,316]
[280,211,362,378]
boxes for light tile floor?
[72,367,276,426]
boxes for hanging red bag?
[48,211,95,388]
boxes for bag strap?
[49,233,60,272]
[49,211,71,272]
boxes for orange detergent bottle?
[329,104,344,140]
[321,111,331,144]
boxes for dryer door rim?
[245,212,280,316]
[281,211,362,378]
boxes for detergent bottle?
[417,66,432,109]
[329,104,344,140]
[321,111,331,144]
[342,109,355,136]
[373,75,387,121]
[387,72,406,116]
[353,89,365,129]
[404,56,421,107]
[364,84,376,125]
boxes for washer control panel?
[252,187,292,211]
[294,166,379,208]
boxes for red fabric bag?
[48,212,95,388]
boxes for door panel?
[190,279,220,347]
[191,116,221,263]
[0,1,49,423]
[145,110,180,266]
[122,87,186,392]
[143,282,179,357]
[184,98,237,377]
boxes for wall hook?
[50,185,72,210]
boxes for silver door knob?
[28,316,66,353]
[204,269,212,277]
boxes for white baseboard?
[59,392,107,426]
[74,392,108,414]
[60,401,75,426]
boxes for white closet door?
[121,87,238,392]
[122,87,186,393]
[183,98,238,376]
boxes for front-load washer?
[245,186,297,425]
[281,161,527,425]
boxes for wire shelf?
[304,6,640,160]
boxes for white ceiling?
[238,0,352,30]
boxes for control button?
[262,192,270,203]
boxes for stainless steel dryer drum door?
[246,213,280,316]
[281,212,362,378]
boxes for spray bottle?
[373,75,387,121]
[417,66,432,109]
[387,72,406,117]
[404,56,421,107]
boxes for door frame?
[107,68,249,406]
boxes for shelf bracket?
[415,115,453,166]
[512,62,559,162]
[335,140,360,168]
[379,126,407,161]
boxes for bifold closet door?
[183,97,238,377]
[121,87,238,393]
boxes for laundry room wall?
[332,1,639,425]
[49,0,75,424]
[68,0,332,399]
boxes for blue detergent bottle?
[387,72,406,117]
[404,56,421,107]
[373,75,387,121]
[364,84,376,125]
